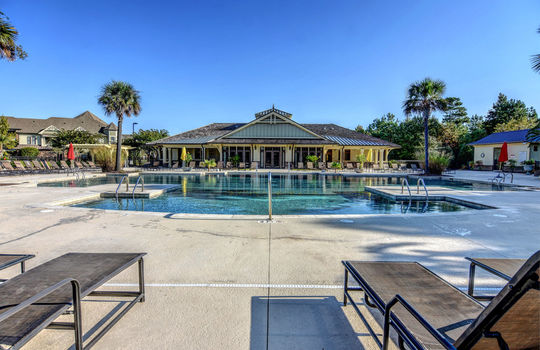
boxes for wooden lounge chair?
[0,252,145,350]
[1,161,20,174]
[372,164,380,172]
[171,162,179,169]
[307,162,314,169]
[297,162,304,169]
[13,161,32,173]
[47,161,62,172]
[343,250,540,350]
[250,161,258,169]
[217,161,224,170]
[31,160,47,172]
[0,254,34,280]
[238,162,245,169]
[318,162,326,170]
[465,256,526,300]
[392,163,399,172]
[225,161,232,169]
[346,163,354,170]
[59,160,71,171]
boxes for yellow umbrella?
[181,147,187,167]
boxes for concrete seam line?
[103,283,502,291]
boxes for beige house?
[5,111,118,149]
[149,106,400,168]
[471,129,540,169]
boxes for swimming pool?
[69,174,478,215]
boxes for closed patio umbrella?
[181,147,187,167]
[67,143,75,167]
[498,142,508,170]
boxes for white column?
[168,148,172,167]
[162,146,167,164]
[379,149,384,167]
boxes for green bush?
[428,155,450,175]
[305,155,319,163]
[20,147,39,159]
[203,159,216,170]
[331,162,342,173]
[91,146,128,172]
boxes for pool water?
[70,174,475,215]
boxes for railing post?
[268,172,272,220]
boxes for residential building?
[150,106,400,168]
[470,129,540,168]
[5,111,118,149]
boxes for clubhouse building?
[150,106,400,169]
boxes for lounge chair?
[14,161,32,173]
[46,161,62,172]
[225,161,232,169]
[307,162,314,169]
[171,162,179,169]
[343,250,540,350]
[0,254,34,280]
[346,163,354,170]
[188,161,196,169]
[465,256,526,300]
[217,161,224,170]
[31,160,47,173]
[392,163,399,172]
[318,162,326,170]
[198,161,205,169]
[383,163,390,172]
[250,161,258,169]
[59,160,71,171]
[86,160,99,169]
[297,162,304,169]
[0,252,146,350]
[1,161,21,174]
[372,164,380,173]
[238,162,245,169]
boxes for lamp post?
[132,122,139,136]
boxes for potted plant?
[331,162,341,173]
[305,155,318,169]
[203,158,217,171]
[355,154,367,172]
[183,153,193,171]
[522,159,535,174]
[231,155,240,168]
[506,159,517,173]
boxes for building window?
[110,137,116,143]
[534,145,538,152]
[326,150,332,162]
[27,136,31,144]
[345,150,351,161]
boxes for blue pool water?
[66,174,478,215]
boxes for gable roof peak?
[255,106,292,119]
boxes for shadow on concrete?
[250,295,366,350]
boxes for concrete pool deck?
[0,172,538,349]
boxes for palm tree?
[98,81,141,171]
[0,11,27,61]
[403,78,447,173]
[532,26,540,73]
[528,27,540,141]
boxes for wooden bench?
[0,252,145,350]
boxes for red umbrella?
[67,143,75,161]
[498,142,509,163]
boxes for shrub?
[20,147,39,159]
[522,159,535,165]
[428,155,450,175]
[91,146,128,172]
[185,152,192,164]
[305,155,319,163]
[203,159,216,170]
[331,162,341,173]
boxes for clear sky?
[1,0,539,135]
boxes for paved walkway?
[0,173,538,349]
[447,169,540,188]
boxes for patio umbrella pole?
[268,172,272,220]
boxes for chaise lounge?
[0,252,146,350]
[343,250,539,349]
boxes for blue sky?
[1,0,539,135]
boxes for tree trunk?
[423,109,430,174]
[115,116,123,171]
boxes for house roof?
[470,129,539,145]
[150,122,399,147]
[5,111,116,135]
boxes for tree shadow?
[250,295,367,350]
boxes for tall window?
[27,136,31,144]
[345,150,351,161]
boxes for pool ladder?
[115,175,129,201]
[400,178,429,213]
[132,176,144,200]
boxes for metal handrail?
[115,175,129,201]
[400,178,411,199]
[416,178,429,202]
[132,176,145,199]
[268,172,272,220]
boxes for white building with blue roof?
[470,129,540,169]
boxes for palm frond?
[532,54,540,73]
